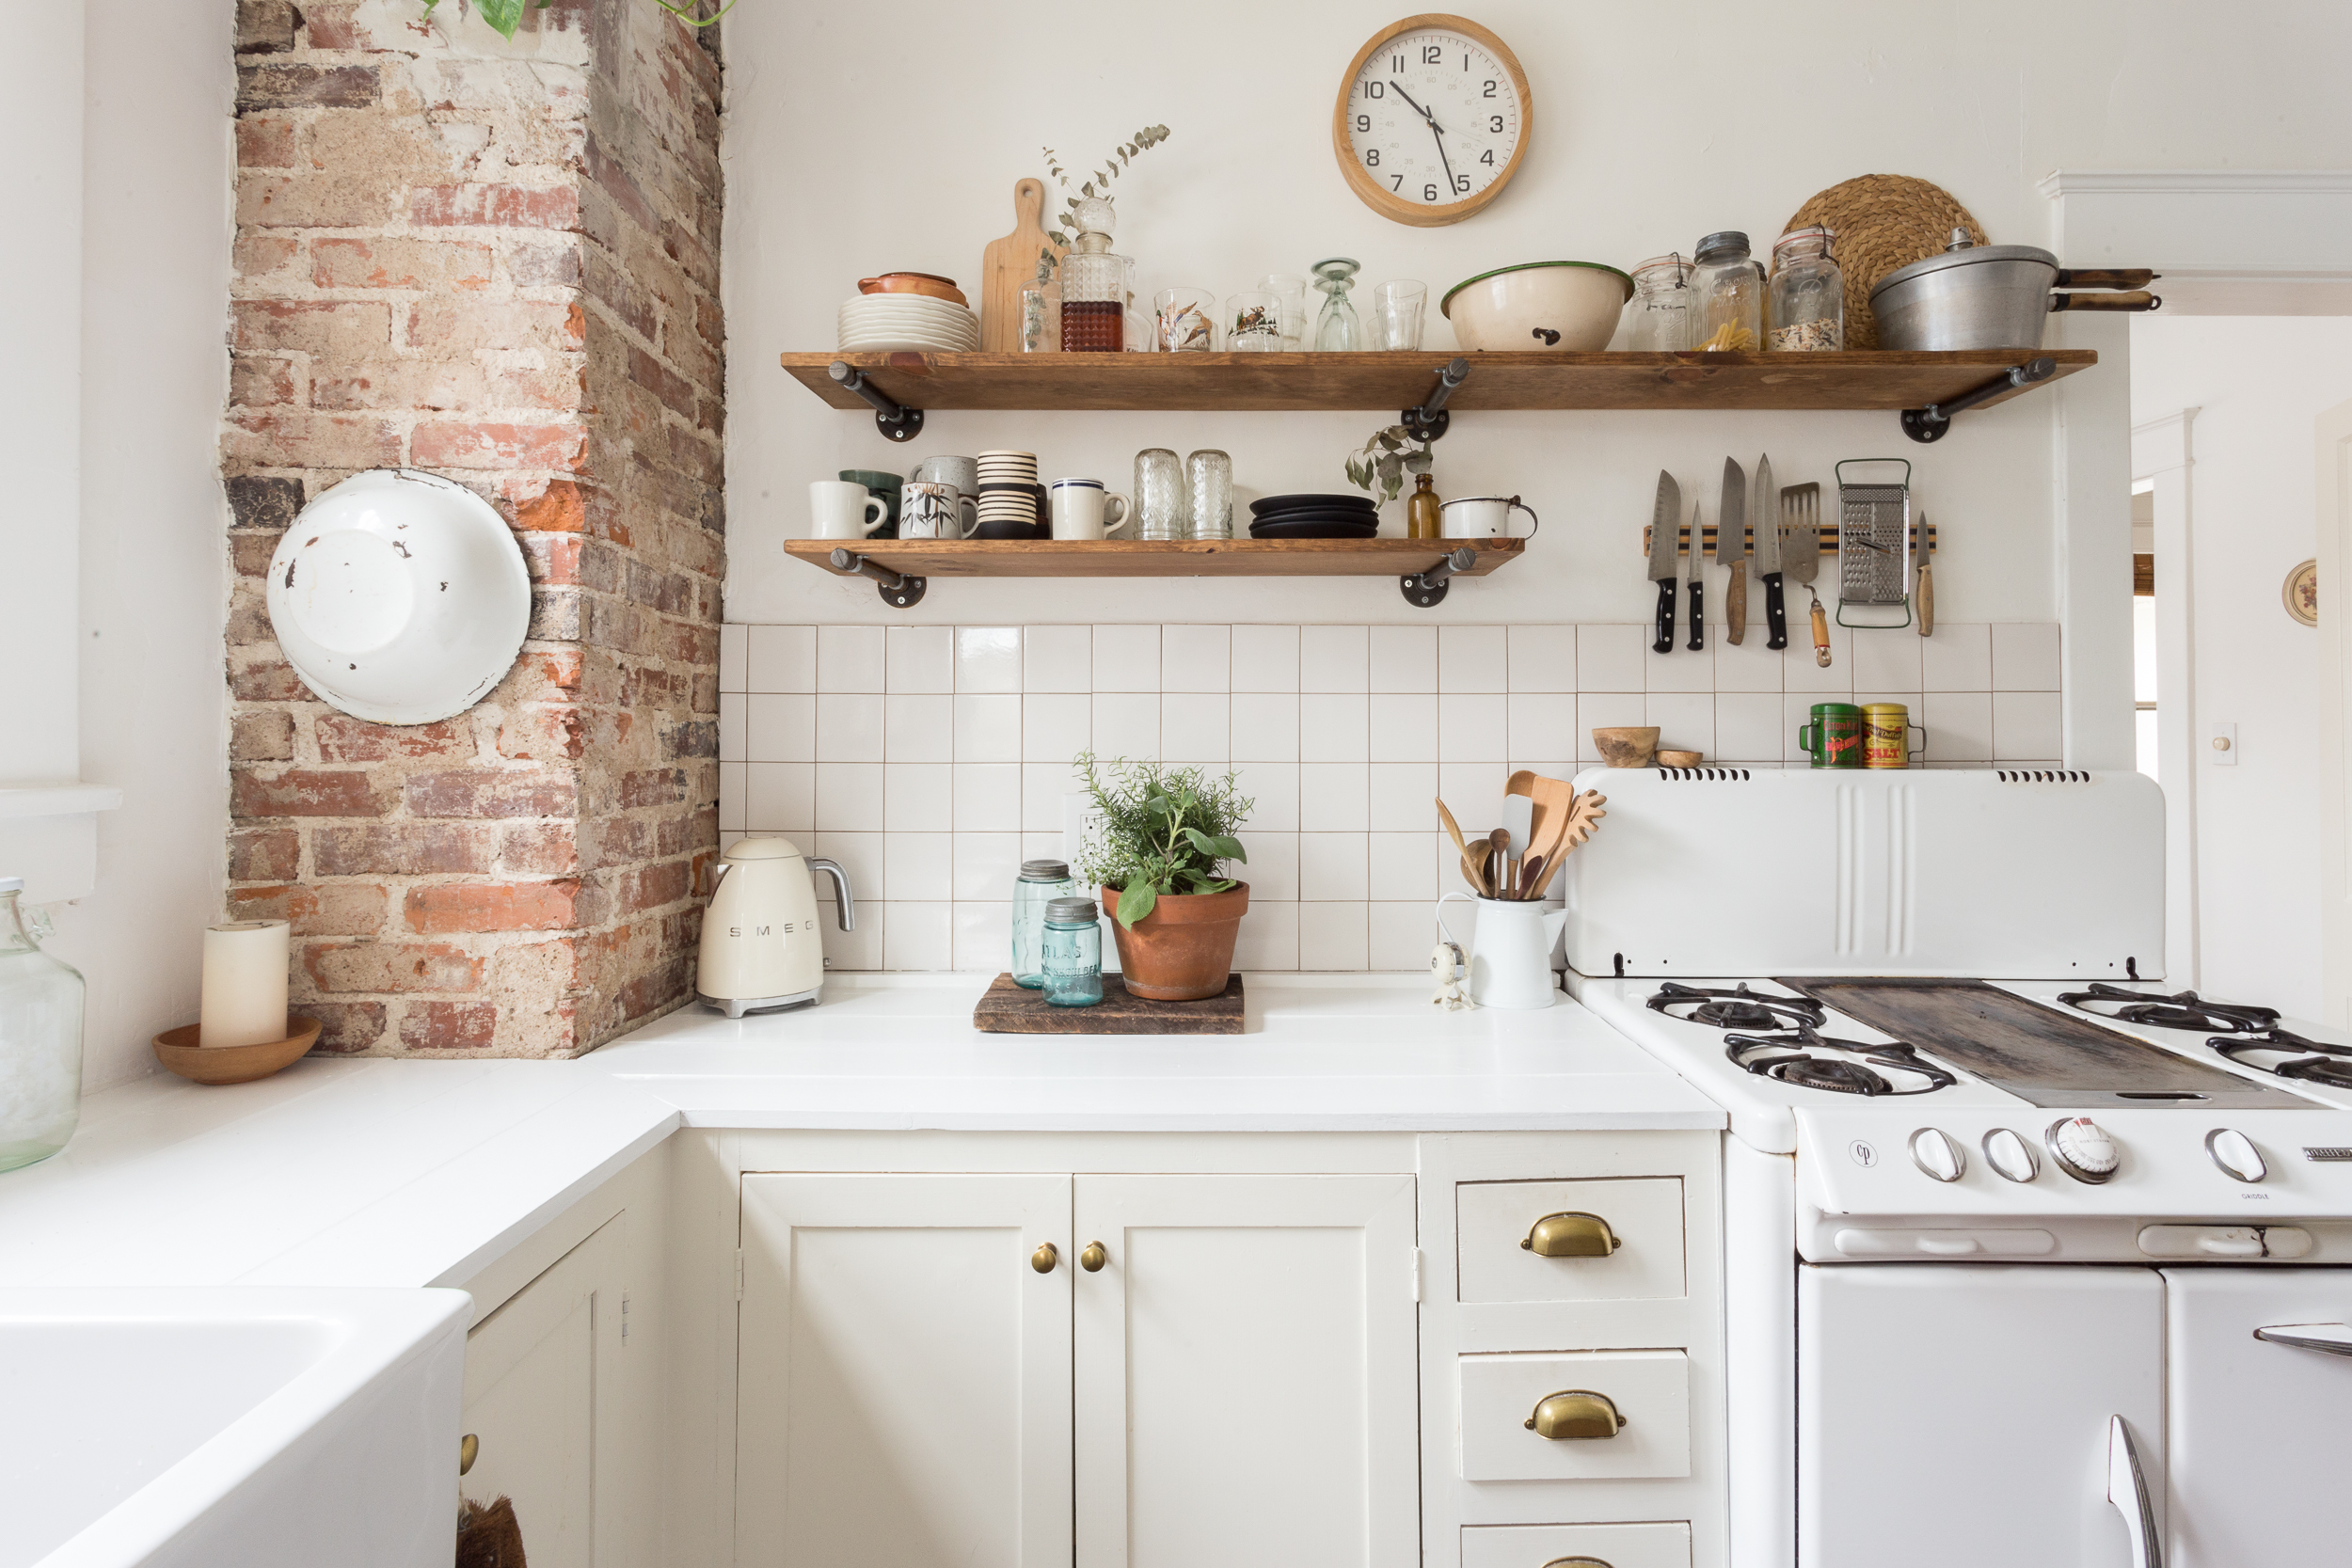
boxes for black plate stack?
[1248,493,1380,540]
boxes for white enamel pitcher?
[1436,894,1569,1010]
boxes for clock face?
[1343,24,1525,219]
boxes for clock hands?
[1388,80,1443,134]
[1390,79,1461,198]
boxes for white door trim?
[2133,410,2200,987]
[2317,399,2352,1024]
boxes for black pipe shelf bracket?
[1900,356,2058,444]
[829,547,927,608]
[1400,356,1471,443]
[829,359,925,443]
[1400,546,1478,609]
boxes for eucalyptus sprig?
[421,0,734,40]
[1034,124,1171,276]
[1344,423,1434,503]
[1073,752,1250,930]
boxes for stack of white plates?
[838,294,979,354]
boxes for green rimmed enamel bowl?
[1440,261,1634,352]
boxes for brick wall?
[222,0,723,1056]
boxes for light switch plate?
[2207,721,2238,766]
[1062,791,1104,868]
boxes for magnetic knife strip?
[1638,521,1938,557]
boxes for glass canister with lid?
[0,877,83,1172]
[1010,858,1081,988]
[1688,230,1763,352]
[1041,895,1104,1008]
[1057,197,1133,353]
[1628,253,1696,350]
[1768,226,1844,351]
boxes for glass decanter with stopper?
[0,878,83,1173]
[1311,256,1363,352]
[1057,197,1133,353]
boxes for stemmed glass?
[1311,257,1363,352]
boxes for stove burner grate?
[2214,1030,2352,1090]
[2058,983,2280,1036]
[1724,1027,1958,1097]
[1648,982,1826,1032]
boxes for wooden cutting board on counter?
[977,178,1058,352]
[972,972,1245,1034]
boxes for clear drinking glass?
[1629,254,1694,350]
[1689,230,1763,352]
[0,879,83,1173]
[1311,256,1362,351]
[1153,287,1216,353]
[1259,273,1311,349]
[1041,896,1104,1007]
[1136,448,1186,541]
[1224,292,1283,352]
[1010,858,1081,987]
[1184,450,1233,540]
[1768,227,1845,351]
[1020,281,1060,352]
[1371,279,1427,350]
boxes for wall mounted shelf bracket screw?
[1400,546,1478,608]
[1900,356,2056,443]
[829,360,925,442]
[829,547,927,608]
[1400,356,1471,443]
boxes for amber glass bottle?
[1406,471,1440,540]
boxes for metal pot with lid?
[1868,228,2160,351]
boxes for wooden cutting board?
[972,972,1244,1034]
[978,178,1058,353]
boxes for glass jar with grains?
[1688,230,1764,352]
[1768,227,1844,351]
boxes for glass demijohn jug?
[0,878,83,1172]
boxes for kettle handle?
[806,858,857,932]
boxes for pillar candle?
[200,920,290,1048]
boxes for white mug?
[900,480,978,541]
[810,480,887,540]
[1436,893,1570,1010]
[1440,494,1541,539]
[1048,479,1133,541]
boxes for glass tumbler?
[1020,281,1060,353]
[1224,292,1283,352]
[1041,896,1104,1007]
[1184,450,1233,540]
[1010,858,1080,988]
[1136,447,1186,541]
[1259,273,1311,349]
[1153,287,1216,353]
[0,879,83,1172]
[1371,279,1427,350]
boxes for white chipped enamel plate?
[264,469,531,724]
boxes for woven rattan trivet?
[1781,175,1987,349]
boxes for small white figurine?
[1430,941,1473,1010]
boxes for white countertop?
[0,975,1720,1291]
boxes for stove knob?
[2045,1117,2122,1184]
[1981,1127,2040,1183]
[2205,1127,2267,1183]
[1908,1127,1965,1182]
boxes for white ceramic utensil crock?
[1437,894,1569,1010]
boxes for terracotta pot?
[1101,882,1249,1001]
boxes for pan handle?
[2050,291,2161,313]
[2056,268,2155,290]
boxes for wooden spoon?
[1436,798,1471,859]
[1487,827,1512,896]
[1461,841,1494,898]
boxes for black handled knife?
[1648,470,1679,654]
[1754,453,1787,650]
[1685,499,1704,651]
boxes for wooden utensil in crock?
[152,1016,321,1085]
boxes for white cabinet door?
[1799,1263,2165,1568]
[737,1174,1073,1568]
[462,1219,626,1568]
[1073,1174,1420,1568]
[2164,1267,2352,1568]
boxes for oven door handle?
[2253,1321,2352,1356]
[2106,1415,2164,1568]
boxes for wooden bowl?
[857,272,968,306]
[1656,749,1705,768]
[1591,726,1661,768]
[152,1016,321,1085]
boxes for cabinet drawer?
[1456,1179,1685,1304]
[1461,1521,1691,1568]
[1458,1352,1690,1481]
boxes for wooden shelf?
[785,537,1522,579]
[779,348,2096,415]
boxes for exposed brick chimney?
[220,0,723,1056]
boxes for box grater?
[1836,458,1913,606]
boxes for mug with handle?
[1048,478,1134,541]
[900,480,978,541]
[1439,494,1541,539]
[809,480,888,541]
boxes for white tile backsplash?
[722,622,2053,972]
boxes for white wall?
[2132,315,2352,1017]
[45,1,237,1091]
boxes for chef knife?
[1648,470,1679,654]
[1684,500,1705,651]
[1752,453,1783,650]
[1718,456,1748,646]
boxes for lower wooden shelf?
[783,536,1523,579]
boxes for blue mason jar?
[1041,895,1104,1008]
[1010,859,1079,988]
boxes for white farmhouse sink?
[0,1289,469,1568]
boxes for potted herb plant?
[1074,752,1251,1001]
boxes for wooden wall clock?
[1333,14,1532,227]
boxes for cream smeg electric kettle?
[695,836,855,1016]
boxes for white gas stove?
[1563,767,2352,1568]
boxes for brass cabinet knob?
[1521,1211,1620,1258]
[459,1433,480,1475]
[1031,1242,1058,1274]
[1524,1389,1629,1440]
[1079,1241,1107,1273]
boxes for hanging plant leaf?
[477,0,527,37]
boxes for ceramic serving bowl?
[1441,261,1634,352]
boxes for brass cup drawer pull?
[1524,1388,1629,1440]
[1520,1211,1621,1258]
[1031,1242,1058,1274]
[459,1433,480,1475]
[1079,1241,1107,1273]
